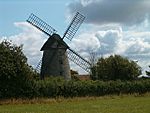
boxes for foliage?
[0,40,38,98]
[1,75,150,98]
[91,55,141,80]
[31,79,150,98]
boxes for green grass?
[0,94,150,113]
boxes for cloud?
[69,24,150,74]
[70,27,123,56]
[70,32,100,52]
[0,22,46,68]
[67,0,150,25]
[96,29,122,54]
[66,0,150,74]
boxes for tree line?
[0,40,150,98]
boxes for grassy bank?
[0,94,150,113]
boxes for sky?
[1,0,150,75]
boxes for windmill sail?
[67,48,91,73]
[62,12,85,41]
[27,13,57,36]
[35,59,42,73]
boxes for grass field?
[0,94,150,113]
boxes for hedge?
[0,78,150,99]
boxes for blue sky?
[1,0,150,75]
[0,0,70,36]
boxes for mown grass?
[0,94,150,113]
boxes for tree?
[91,55,141,81]
[0,40,37,98]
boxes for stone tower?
[40,34,71,80]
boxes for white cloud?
[69,24,150,74]
[96,29,122,54]
[70,26,123,56]
[0,22,46,68]
[71,32,100,52]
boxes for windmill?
[26,12,91,79]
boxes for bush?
[1,74,150,98]
[0,40,38,98]
[32,79,150,98]
[91,55,141,80]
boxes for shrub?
[33,79,150,98]
[91,55,141,80]
[0,40,38,98]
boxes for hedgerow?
[29,79,150,98]
[0,77,150,99]
[35,79,150,98]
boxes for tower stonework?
[40,34,71,79]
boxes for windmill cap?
[40,33,69,51]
